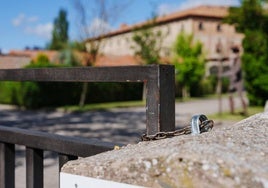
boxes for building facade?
[86,5,244,75]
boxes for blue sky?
[0,0,239,53]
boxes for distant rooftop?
[87,5,230,40]
[9,50,59,62]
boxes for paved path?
[0,95,247,188]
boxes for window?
[216,45,222,53]
[198,22,204,30]
[217,24,222,32]
[215,40,222,53]
[210,66,218,75]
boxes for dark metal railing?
[0,125,119,188]
[0,65,175,188]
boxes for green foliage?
[20,82,42,108]
[131,20,166,64]
[242,30,268,57]
[35,54,49,64]
[70,41,87,52]
[225,0,268,105]
[173,33,203,58]
[242,52,268,105]
[27,54,64,68]
[172,32,205,98]
[18,55,80,108]
[0,82,22,105]
[225,0,265,32]
[190,79,213,97]
[49,9,69,50]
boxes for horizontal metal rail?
[0,65,161,82]
[0,125,118,157]
[0,65,175,135]
[0,125,120,188]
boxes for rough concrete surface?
[62,112,268,188]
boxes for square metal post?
[0,143,15,188]
[146,65,175,135]
[26,147,44,188]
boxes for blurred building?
[86,5,243,75]
[0,50,59,69]
[0,53,30,69]
[0,49,92,68]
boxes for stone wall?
[62,112,268,188]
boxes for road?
[0,95,247,188]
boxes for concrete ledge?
[62,112,268,188]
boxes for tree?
[58,47,81,67]
[225,0,268,105]
[131,20,166,65]
[72,0,130,107]
[172,32,205,100]
[49,9,69,50]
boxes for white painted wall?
[60,173,146,188]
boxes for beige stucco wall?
[97,32,134,56]
[86,16,243,68]
[192,17,243,59]
[88,18,195,57]
[0,55,31,69]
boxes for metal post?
[146,65,175,135]
[0,143,15,188]
[26,147,44,188]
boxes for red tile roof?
[0,55,31,69]
[9,50,59,63]
[94,55,141,67]
[3,50,140,68]
[87,5,229,40]
[93,54,171,67]
[161,5,229,21]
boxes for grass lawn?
[209,106,264,121]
